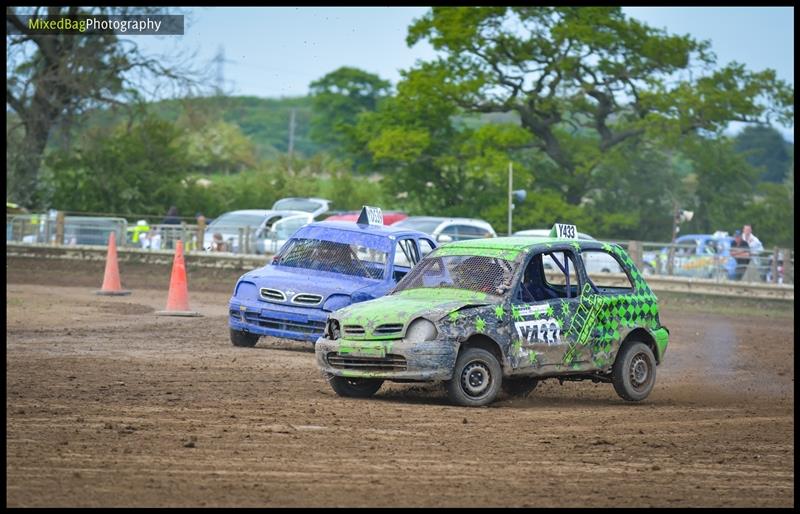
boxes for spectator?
[162,206,180,225]
[741,224,763,282]
[211,233,227,252]
[729,230,750,281]
[742,224,763,253]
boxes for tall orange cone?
[96,231,131,296]
[156,240,201,317]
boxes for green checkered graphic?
[562,245,660,367]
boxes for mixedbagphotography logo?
[8,14,184,35]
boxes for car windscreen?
[276,238,387,280]
[272,199,322,213]
[394,254,517,297]
[207,213,265,231]
[392,218,442,234]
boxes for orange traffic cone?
[156,240,201,317]
[95,231,131,296]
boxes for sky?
[133,6,794,140]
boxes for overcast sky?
[135,6,794,140]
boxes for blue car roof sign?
[356,206,383,226]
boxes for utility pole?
[507,161,513,236]
[287,108,296,173]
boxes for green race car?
[315,224,669,407]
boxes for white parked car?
[203,210,312,254]
[392,216,497,244]
[271,197,331,218]
[514,229,624,274]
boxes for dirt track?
[5,257,795,507]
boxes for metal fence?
[6,214,128,247]
[6,212,794,285]
[6,213,276,256]
[615,240,793,285]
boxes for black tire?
[446,347,503,407]
[612,341,656,401]
[327,375,384,398]
[230,329,259,347]
[501,377,539,397]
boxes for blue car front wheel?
[230,329,259,348]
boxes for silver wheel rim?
[461,361,492,398]
[630,353,650,390]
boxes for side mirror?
[437,234,453,243]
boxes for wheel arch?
[459,334,506,370]
[621,327,660,364]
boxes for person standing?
[729,230,750,281]
[161,206,181,249]
[742,224,763,253]
[162,206,180,225]
[741,224,763,282]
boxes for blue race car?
[642,233,736,279]
[228,208,437,346]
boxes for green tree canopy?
[733,125,793,183]
[308,66,391,163]
[6,6,199,207]
[405,7,794,204]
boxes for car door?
[392,237,421,282]
[508,248,585,372]
[417,237,436,259]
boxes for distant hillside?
[58,95,318,160]
[148,96,316,159]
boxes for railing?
[6,213,273,256]
[6,212,794,285]
[616,240,793,285]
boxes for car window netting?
[395,255,516,296]
[277,238,387,280]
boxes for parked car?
[203,210,313,254]
[316,223,669,407]
[271,197,331,218]
[642,233,737,280]
[513,229,621,275]
[392,216,497,244]
[228,207,438,345]
[325,211,408,225]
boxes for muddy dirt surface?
[6,258,795,507]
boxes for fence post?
[771,247,779,284]
[666,244,675,276]
[55,211,65,246]
[238,227,244,255]
[196,216,206,252]
[628,240,643,270]
[782,248,793,285]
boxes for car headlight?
[351,291,374,304]
[326,319,341,340]
[323,294,351,312]
[405,318,438,342]
[234,281,258,301]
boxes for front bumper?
[229,298,328,343]
[314,336,458,381]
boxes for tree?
[46,117,191,215]
[733,125,792,183]
[354,67,532,222]
[405,7,794,204]
[308,67,391,165]
[679,136,760,235]
[6,6,201,207]
[180,120,257,175]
